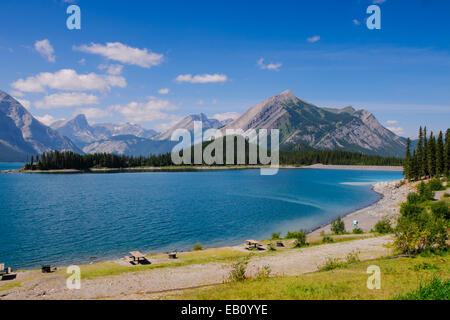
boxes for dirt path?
[0,236,393,300]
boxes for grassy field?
[167,253,449,300]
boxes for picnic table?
[127,251,150,265]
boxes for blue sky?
[0,0,449,136]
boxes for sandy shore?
[309,179,412,235]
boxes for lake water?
[0,166,402,269]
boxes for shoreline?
[4,176,409,272]
[309,179,411,236]
[1,163,403,174]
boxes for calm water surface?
[0,167,402,268]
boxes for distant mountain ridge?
[0,90,81,161]
[0,89,409,161]
[51,114,158,148]
[224,90,407,157]
[155,113,224,140]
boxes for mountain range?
[0,90,81,161]
[0,89,408,161]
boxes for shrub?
[285,229,307,247]
[407,192,421,204]
[431,201,450,220]
[319,258,347,271]
[395,278,450,300]
[322,235,334,243]
[418,182,434,201]
[444,193,449,198]
[331,216,346,234]
[255,265,272,279]
[192,242,204,251]
[400,202,424,219]
[352,228,363,234]
[374,217,394,234]
[429,178,444,191]
[228,259,248,282]
[271,232,281,240]
[345,250,360,264]
[394,211,448,254]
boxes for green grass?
[72,248,251,280]
[0,280,24,292]
[395,277,450,300]
[169,254,450,300]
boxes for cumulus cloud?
[98,64,123,75]
[307,35,321,43]
[74,107,111,120]
[386,120,398,125]
[158,88,170,94]
[211,112,240,122]
[34,39,55,62]
[74,42,163,68]
[175,73,228,84]
[11,69,126,92]
[16,98,31,110]
[109,97,179,123]
[257,58,282,71]
[35,114,64,126]
[387,126,405,136]
[34,92,99,109]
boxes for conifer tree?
[436,131,444,176]
[404,138,411,180]
[423,127,428,177]
[417,127,423,178]
[427,132,436,177]
[445,129,450,176]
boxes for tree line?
[24,148,404,171]
[403,127,450,181]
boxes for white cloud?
[353,19,361,26]
[175,73,228,84]
[74,42,163,68]
[211,112,240,122]
[372,0,386,4]
[35,114,64,126]
[16,98,31,110]
[11,90,24,97]
[98,64,123,75]
[34,39,55,62]
[78,58,86,65]
[196,99,204,105]
[11,69,126,92]
[386,120,398,125]
[74,107,111,120]
[257,58,282,71]
[387,126,405,136]
[110,97,179,123]
[34,92,99,109]
[158,88,170,95]
[307,35,321,43]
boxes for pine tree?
[427,132,436,177]
[404,138,411,180]
[445,129,450,176]
[436,131,444,176]
[423,127,428,177]
[417,127,423,178]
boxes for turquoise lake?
[0,166,402,269]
